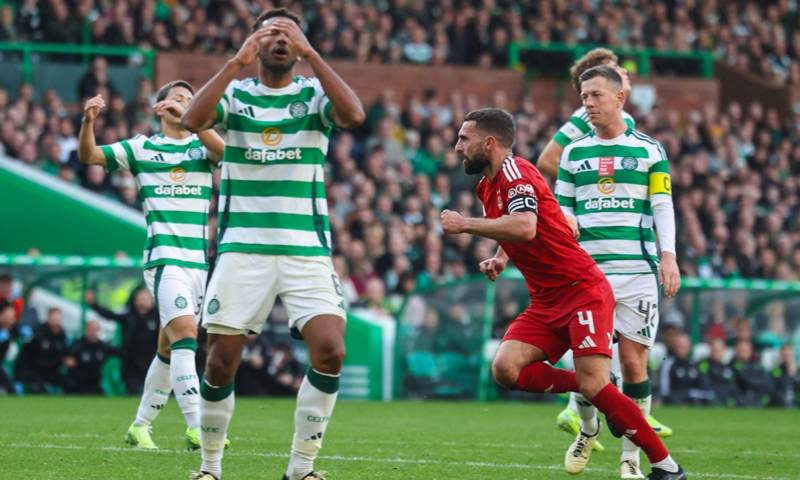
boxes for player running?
[180,8,364,480]
[554,65,681,478]
[78,80,224,450]
[441,108,686,480]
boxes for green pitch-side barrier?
[395,269,800,401]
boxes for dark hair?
[155,80,193,102]
[578,65,623,92]
[253,8,301,32]
[0,274,11,283]
[463,108,515,147]
[569,48,618,93]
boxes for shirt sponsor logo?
[584,197,635,211]
[262,127,282,146]
[169,167,187,183]
[507,183,535,199]
[598,177,616,195]
[244,147,304,163]
[598,157,615,176]
[154,184,203,196]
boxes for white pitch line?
[3,443,791,480]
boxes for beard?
[260,54,296,75]
[461,149,490,175]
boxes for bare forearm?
[183,60,241,132]
[77,119,104,165]
[305,50,365,128]
[464,214,536,242]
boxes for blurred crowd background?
[0,0,799,402]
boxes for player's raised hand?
[267,18,313,59]
[153,99,185,122]
[659,251,681,297]
[479,256,507,282]
[82,94,105,123]
[232,28,272,67]
[441,209,467,235]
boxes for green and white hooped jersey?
[553,106,636,147]
[554,127,672,275]
[213,76,333,256]
[101,133,213,270]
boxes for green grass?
[0,396,796,479]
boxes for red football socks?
[514,362,579,393]
[591,383,669,463]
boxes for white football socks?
[134,354,171,427]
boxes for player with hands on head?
[181,7,364,480]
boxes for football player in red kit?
[440,108,685,480]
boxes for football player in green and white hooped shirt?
[538,48,674,471]
[181,8,364,480]
[78,80,224,451]
[554,66,685,480]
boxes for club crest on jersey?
[169,167,186,183]
[621,156,638,170]
[188,147,204,160]
[598,157,615,176]
[598,177,616,195]
[261,127,282,146]
[507,183,534,199]
[289,101,309,118]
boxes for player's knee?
[576,375,606,400]
[491,359,519,389]
[312,341,346,374]
[205,353,237,385]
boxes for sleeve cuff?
[100,145,119,172]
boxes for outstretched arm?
[268,18,365,129]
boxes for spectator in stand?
[658,332,701,404]
[41,0,81,44]
[0,301,19,394]
[235,334,269,396]
[78,57,119,101]
[63,320,118,394]
[696,338,737,406]
[264,341,305,396]
[15,307,68,393]
[0,274,24,321]
[0,4,17,41]
[86,289,158,394]
[730,338,773,407]
[769,344,798,408]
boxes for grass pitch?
[0,396,795,479]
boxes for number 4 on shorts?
[577,310,595,334]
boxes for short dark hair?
[569,48,618,93]
[253,8,301,32]
[155,80,193,102]
[578,65,623,92]
[463,108,515,147]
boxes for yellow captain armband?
[649,172,672,195]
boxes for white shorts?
[202,252,346,335]
[607,273,660,347]
[143,265,207,327]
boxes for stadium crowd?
[0,277,307,396]
[0,0,798,82]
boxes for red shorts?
[503,278,615,362]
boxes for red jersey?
[476,156,603,301]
